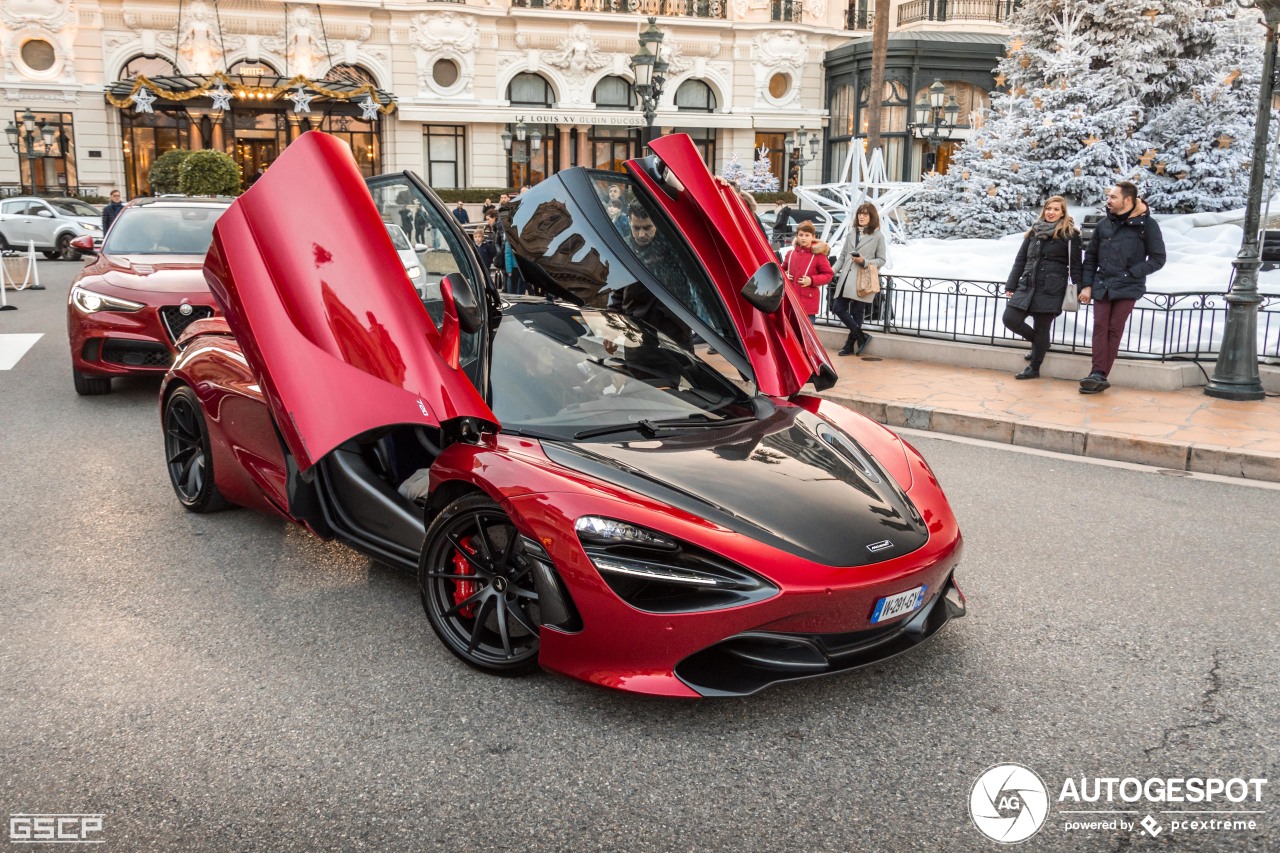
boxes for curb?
[821,391,1280,484]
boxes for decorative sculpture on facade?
[1,0,78,83]
[750,30,807,106]
[177,0,222,75]
[545,23,610,104]
[410,11,479,97]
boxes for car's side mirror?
[414,243,428,253]
[436,273,482,370]
[741,261,785,314]
[69,235,97,255]
[36,209,54,218]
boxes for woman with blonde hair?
[1003,195,1082,379]
[831,202,887,356]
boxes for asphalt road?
[1,262,1277,852]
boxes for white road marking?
[0,333,42,370]
[895,426,1280,492]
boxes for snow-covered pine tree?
[907,0,1217,237]
[743,146,780,193]
[721,152,748,187]
[1141,10,1264,212]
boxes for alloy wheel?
[420,495,541,675]
[163,387,228,512]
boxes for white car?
[385,223,426,295]
[0,196,103,259]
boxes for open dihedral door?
[627,134,836,398]
[203,131,497,472]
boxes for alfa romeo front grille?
[159,305,215,342]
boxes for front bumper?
[675,572,965,696]
[69,294,217,376]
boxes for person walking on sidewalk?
[1002,195,1082,379]
[1079,181,1166,393]
[102,190,125,234]
[784,221,833,322]
[831,202,887,356]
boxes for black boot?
[838,334,857,356]
[855,333,871,355]
[1015,366,1040,380]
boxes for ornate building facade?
[0,0,874,197]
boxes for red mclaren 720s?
[159,131,965,698]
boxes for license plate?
[871,585,927,624]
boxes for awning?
[105,71,397,114]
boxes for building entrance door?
[237,139,279,187]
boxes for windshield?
[385,223,412,251]
[49,199,100,217]
[505,170,741,356]
[490,302,752,438]
[103,206,227,255]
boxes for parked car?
[384,222,427,294]
[0,196,103,259]
[66,196,232,395]
[158,132,965,697]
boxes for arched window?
[325,64,379,88]
[830,84,855,138]
[505,74,556,186]
[121,55,176,80]
[592,76,635,109]
[507,73,555,107]
[675,79,717,113]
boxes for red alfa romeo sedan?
[157,132,965,697]
[66,196,231,395]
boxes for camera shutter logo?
[970,764,1050,843]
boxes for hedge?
[148,150,193,195]
[179,150,243,197]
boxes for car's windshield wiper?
[574,415,756,441]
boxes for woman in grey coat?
[831,202,887,356]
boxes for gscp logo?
[970,764,1050,844]
[9,814,104,844]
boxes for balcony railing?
[511,0,727,17]
[845,7,874,29]
[896,0,1016,26]
[771,0,803,22]
[815,276,1280,364]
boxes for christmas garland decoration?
[105,70,396,116]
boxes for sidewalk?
[816,342,1280,483]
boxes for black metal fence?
[816,275,1280,363]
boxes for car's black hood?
[541,408,928,567]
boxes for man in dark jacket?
[101,190,125,234]
[1079,181,1166,393]
[451,201,470,225]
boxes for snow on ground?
[889,204,1280,295]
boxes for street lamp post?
[913,79,960,172]
[1204,0,1278,400]
[783,127,820,187]
[630,17,669,148]
[4,108,56,195]
[500,117,542,189]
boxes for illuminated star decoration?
[994,72,1007,88]
[1223,68,1242,86]
[1138,148,1157,167]
[1155,161,1167,175]
[209,85,233,112]
[358,95,381,121]
[1008,37,1025,53]
[132,87,156,113]
[1143,7,1159,19]
[288,86,314,114]
[1082,133,1100,146]
[1216,133,1233,149]
[1188,142,1201,155]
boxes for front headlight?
[406,264,422,280]
[81,223,102,233]
[71,286,144,314]
[575,516,777,614]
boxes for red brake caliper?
[451,536,478,618]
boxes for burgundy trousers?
[1090,297,1136,376]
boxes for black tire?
[72,369,112,396]
[0,232,10,251]
[55,233,79,261]
[419,493,540,675]
[163,385,230,513]
[43,250,60,260]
